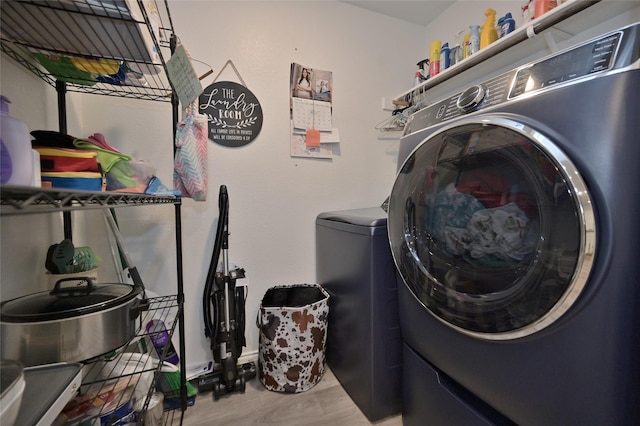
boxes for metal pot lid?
[0,279,139,323]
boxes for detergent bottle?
[480,8,499,49]
[146,319,180,365]
[501,13,516,37]
[497,15,506,38]
[440,42,450,71]
[0,96,34,186]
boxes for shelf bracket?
[543,31,559,53]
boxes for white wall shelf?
[395,0,639,104]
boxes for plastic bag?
[173,103,208,201]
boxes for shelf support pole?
[56,80,73,241]
[169,31,188,420]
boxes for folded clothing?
[35,147,99,172]
[31,130,77,149]
[41,171,104,191]
[73,137,130,172]
[84,133,123,154]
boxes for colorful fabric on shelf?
[35,147,100,172]
[34,53,97,86]
[73,136,130,173]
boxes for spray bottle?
[480,8,499,49]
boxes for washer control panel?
[405,71,513,134]
[509,31,621,98]
[456,85,487,112]
[404,26,630,136]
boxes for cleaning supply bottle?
[501,13,516,37]
[146,319,180,365]
[429,40,441,77]
[417,59,429,80]
[0,96,34,186]
[440,42,450,72]
[411,71,424,104]
[463,32,471,59]
[480,8,499,49]
[469,25,481,55]
[534,0,557,18]
[497,15,505,38]
[452,29,465,65]
[522,0,535,23]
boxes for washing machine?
[388,24,640,425]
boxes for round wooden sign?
[199,81,263,147]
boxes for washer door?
[388,115,596,340]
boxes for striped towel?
[173,109,208,201]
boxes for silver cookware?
[0,278,144,367]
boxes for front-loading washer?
[388,23,640,425]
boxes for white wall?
[1,0,425,369]
[0,56,81,301]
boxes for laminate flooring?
[181,367,402,426]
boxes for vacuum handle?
[219,185,228,210]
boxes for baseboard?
[238,349,259,366]
[186,350,259,381]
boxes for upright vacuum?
[201,185,256,399]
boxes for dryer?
[388,24,640,425]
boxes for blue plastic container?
[440,42,450,71]
[500,13,516,37]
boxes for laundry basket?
[257,284,330,393]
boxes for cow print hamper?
[257,284,330,393]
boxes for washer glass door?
[388,116,595,340]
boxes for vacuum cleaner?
[200,185,256,399]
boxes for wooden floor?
[181,367,402,426]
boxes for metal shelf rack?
[0,185,180,215]
[0,0,187,424]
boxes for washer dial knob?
[457,85,486,113]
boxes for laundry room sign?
[199,80,263,147]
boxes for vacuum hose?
[203,186,229,347]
